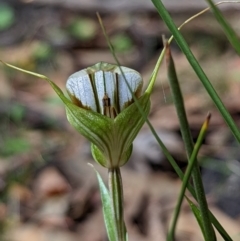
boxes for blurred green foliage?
[32,42,54,62]
[111,33,133,52]
[0,3,15,31]
[0,137,30,157]
[68,17,97,41]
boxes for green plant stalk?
[166,44,215,241]
[151,0,240,144]
[108,168,126,241]
[168,114,211,241]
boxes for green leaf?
[90,164,117,241]
[205,0,240,55]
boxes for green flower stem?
[108,168,126,241]
[168,114,211,241]
[166,44,215,241]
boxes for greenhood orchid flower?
[1,58,156,241]
[65,62,151,168]
[1,61,152,169]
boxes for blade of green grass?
[209,212,233,241]
[151,0,240,144]
[168,114,212,241]
[187,196,220,241]
[165,42,215,241]
[186,196,209,240]
[186,197,230,240]
[205,0,240,55]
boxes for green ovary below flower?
[66,62,151,168]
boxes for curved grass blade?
[205,0,240,55]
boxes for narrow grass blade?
[165,41,193,158]
[165,42,215,241]
[209,212,233,241]
[89,164,118,241]
[185,196,208,240]
[151,0,240,144]
[168,114,211,241]
[205,0,240,55]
